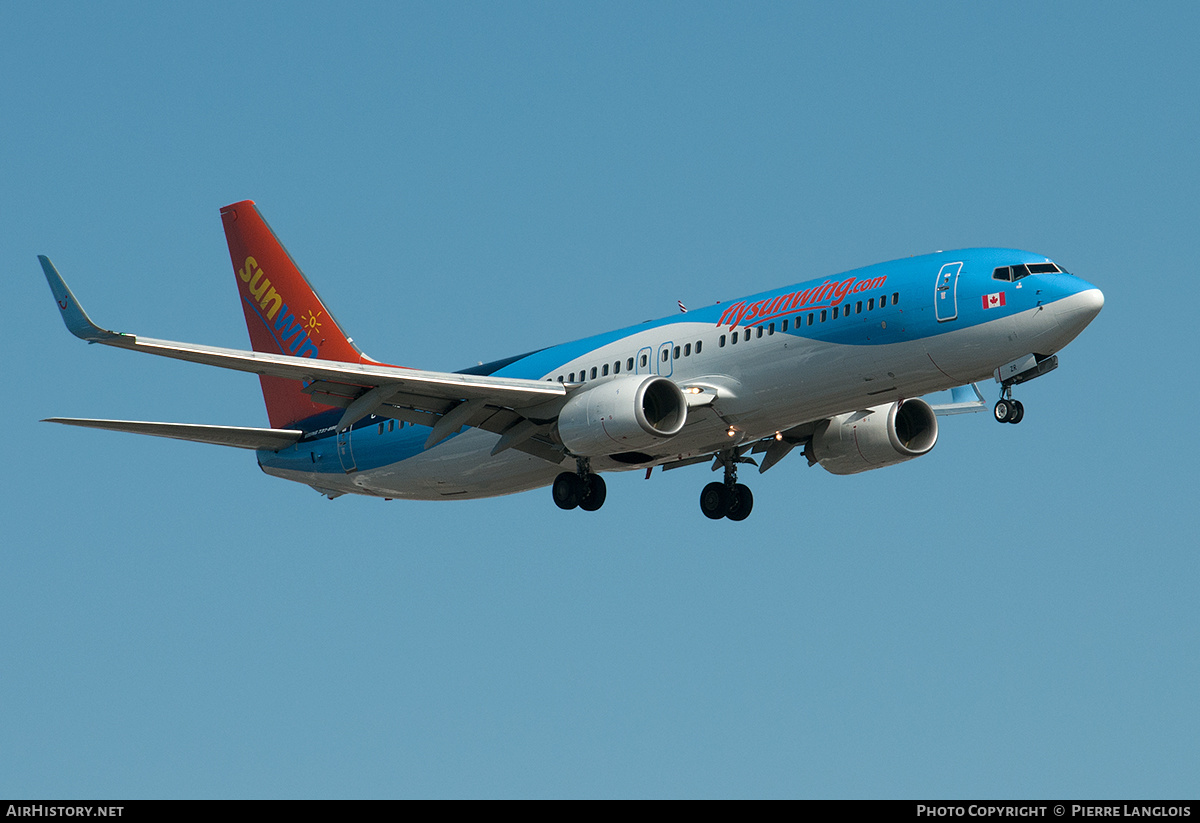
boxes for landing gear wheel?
[994,399,1012,423]
[726,483,754,522]
[578,474,607,511]
[1008,399,1024,424]
[552,471,580,510]
[700,482,730,520]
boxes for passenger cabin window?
[833,306,839,319]
[639,354,647,368]
[719,334,726,347]
[684,343,691,356]
[590,367,597,379]
[614,361,621,374]
[695,340,702,354]
[730,332,738,345]
[744,329,751,342]
[868,298,875,311]
[856,300,862,314]
[602,364,609,376]
[782,319,788,332]
[768,323,775,335]
[673,346,680,358]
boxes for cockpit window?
[993,262,1061,281]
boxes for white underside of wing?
[43,418,304,451]
[115,335,566,409]
[41,255,568,415]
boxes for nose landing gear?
[994,387,1025,424]
[993,352,1060,424]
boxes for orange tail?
[221,200,370,429]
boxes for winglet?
[39,255,125,343]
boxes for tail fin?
[220,200,370,429]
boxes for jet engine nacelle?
[810,398,938,475]
[554,375,687,457]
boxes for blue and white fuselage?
[255,248,1102,501]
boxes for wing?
[41,418,304,450]
[41,256,570,460]
[928,382,987,415]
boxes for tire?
[578,474,607,511]
[726,483,754,522]
[994,399,1011,423]
[700,482,730,520]
[552,472,580,510]
[1008,400,1024,425]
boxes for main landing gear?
[553,458,607,512]
[699,450,754,521]
[993,386,1025,425]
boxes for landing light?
[774,431,783,441]
[726,427,737,437]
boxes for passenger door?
[935,261,963,322]
[337,427,356,472]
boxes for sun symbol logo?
[302,309,323,335]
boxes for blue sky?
[3,1,1197,798]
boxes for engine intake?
[810,399,938,475]
[554,375,687,457]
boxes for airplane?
[39,200,1103,520]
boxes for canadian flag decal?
[982,291,1007,309]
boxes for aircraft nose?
[1053,284,1104,337]
[1079,286,1104,317]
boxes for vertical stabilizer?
[220,200,369,429]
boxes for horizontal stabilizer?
[42,418,303,451]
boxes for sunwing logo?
[238,256,321,358]
[716,274,888,329]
